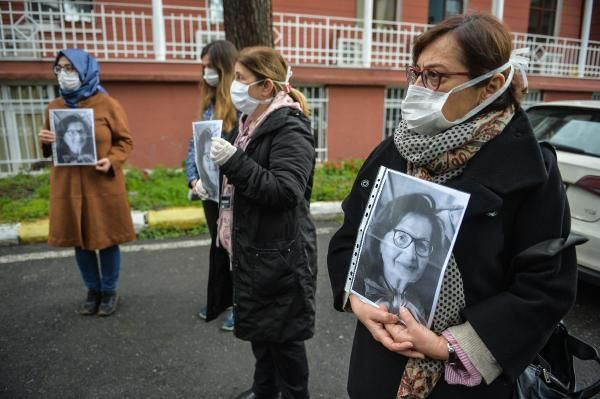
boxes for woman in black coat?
[210,46,317,399]
[328,13,579,399]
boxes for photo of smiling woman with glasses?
[355,192,446,326]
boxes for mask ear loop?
[275,66,293,93]
[510,48,530,94]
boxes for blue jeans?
[74,245,121,293]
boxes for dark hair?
[353,193,445,294]
[199,40,238,133]
[413,12,524,112]
[57,113,90,136]
[369,193,443,259]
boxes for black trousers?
[251,340,310,399]
[202,199,232,320]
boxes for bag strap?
[566,333,600,398]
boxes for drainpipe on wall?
[578,0,593,78]
[492,0,504,22]
[152,0,166,61]
[363,0,373,68]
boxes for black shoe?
[97,292,119,317]
[78,290,101,315]
[234,390,281,399]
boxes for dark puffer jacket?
[219,106,317,343]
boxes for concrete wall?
[103,81,200,169]
[559,0,584,38]
[543,90,593,101]
[402,1,428,24]
[327,86,384,161]
[503,0,531,33]
[273,0,355,17]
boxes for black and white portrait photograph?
[347,167,470,327]
[193,120,223,203]
[50,109,96,166]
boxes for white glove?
[194,179,209,200]
[210,137,237,166]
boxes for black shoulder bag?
[514,322,600,399]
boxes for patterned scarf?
[393,106,515,398]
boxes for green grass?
[136,224,208,240]
[0,160,363,225]
[125,167,202,211]
[312,159,362,201]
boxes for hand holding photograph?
[50,109,96,166]
[193,120,223,203]
[345,166,470,328]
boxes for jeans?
[251,340,310,399]
[74,244,121,293]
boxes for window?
[209,0,224,23]
[0,84,57,174]
[527,0,557,35]
[521,90,543,109]
[592,92,600,100]
[356,0,399,22]
[28,1,93,24]
[297,86,328,162]
[428,0,463,24]
[383,87,405,139]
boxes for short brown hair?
[413,13,525,112]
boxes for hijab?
[55,48,106,108]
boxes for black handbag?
[514,322,600,399]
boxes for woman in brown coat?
[38,49,135,317]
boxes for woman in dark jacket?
[327,13,579,399]
[185,40,238,330]
[209,47,317,399]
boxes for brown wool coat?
[42,92,135,250]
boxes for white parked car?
[526,101,600,285]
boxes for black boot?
[78,290,101,315]
[97,291,119,317]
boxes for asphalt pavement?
[1,220,599,398]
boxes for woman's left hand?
[385,307,449,360]
[96,158,112,173]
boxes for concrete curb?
[0,201,343,246]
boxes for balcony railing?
[1,1,599,78]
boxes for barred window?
[383,87,404,139]
[0,84,57,174]
[297,86,328,162]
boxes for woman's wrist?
[429,334,450,361]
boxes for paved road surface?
[1,220,598,398]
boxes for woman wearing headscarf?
[328,13,581,398]
[38,48,135,317]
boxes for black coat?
[327,108,578,398]
[220,107,318,343]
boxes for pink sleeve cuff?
[442,330,482,387]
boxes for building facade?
[1,0,599,173]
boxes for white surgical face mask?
[57,70,81,92]
[203,67,219,87]
[230,80,272,116]
[401,61,514,136]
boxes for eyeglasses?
[392,229,433,257]
[53,64,76,74]
[405,65,471,91]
